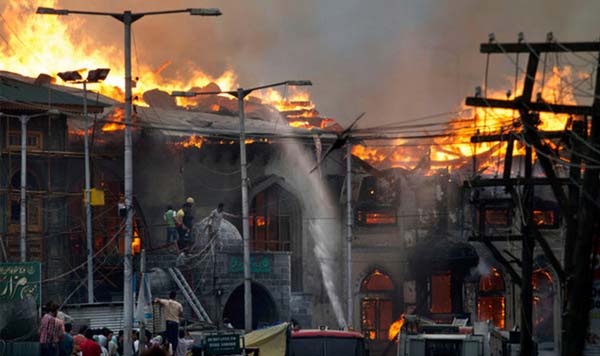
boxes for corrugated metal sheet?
[63,303,124,332]
[63,303,165,333]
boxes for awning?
[244,322,289,356]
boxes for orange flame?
[353,66,580,174]
[388,314,405,341]
[101,108,126,132]
[175,135,203,149]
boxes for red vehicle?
[290,329,368,356]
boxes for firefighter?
[206,203,237,238]
[175,197,195,251]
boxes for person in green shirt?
[164,205,178,245]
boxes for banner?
[135,272,153,327]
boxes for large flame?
[353,66,582,174]
[0,0,341,137]
[0,0,235,105]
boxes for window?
[356,208,397,226]
[250,181,302,291]
[430,272,452,314]
[250,185,292,251]
[7,131,43,150]
[478,268,505,329]
[360,270,394,341]
[533,210,558,228]
[479,208,511,227]
[9,196,43,232]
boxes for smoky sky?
[5,0,600,126]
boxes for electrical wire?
[42,221,125,283]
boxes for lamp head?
[57,70,83,82]
[171,91,197,97]
[87,68,110,83]
[286,80,312,87]
[36,7,69,15]
[189,8,222,16]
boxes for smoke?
[471,258,491,277]
[2,0,599,125]
[263,112,347,327]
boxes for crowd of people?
[39,301,194,356]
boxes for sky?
[2,0,600,126]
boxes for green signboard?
[228,255,271,273]
[205,333,241,355]
[0,262,41,304]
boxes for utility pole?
[57,68,110,305]
[238,87,253,332]
[19,115,29,262]
[122,14,135,353]
[464,38,600,356]
[82,81,95,304]
[139,248,146,354]
[346,142,353,328]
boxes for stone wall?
[146,247,292,326]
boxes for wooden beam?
[480,237,522,286]
[466,97,597,116]
[469,234,524,242]
[480,42,600,54]
[530,224,566,283]
[471,131,564,143]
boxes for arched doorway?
[533,269,554,343]
[478,267,505,329]
[222,283,279,329]
[360,269,394,341]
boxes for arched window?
[250,180,303,291]
[361,270,394,341]
[533,269,554,342]
[250,184,295,251]
[478,268,505,329]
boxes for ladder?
[168,267,212,323]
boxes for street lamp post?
[38,7,221,355]
[172,80,312,331]
[0,111,58,262]
[58,68,110,305]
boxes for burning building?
[0,69,568,352]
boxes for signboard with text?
[0,262,41,304]
[228,255,272,273]
[205,333,242,355]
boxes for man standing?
[155,291,183,351]
[163,205,178,246]
[176,197,195,250]
[39,303,65,356]
[206,203,237,238]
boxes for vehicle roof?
[292,329,364,339]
